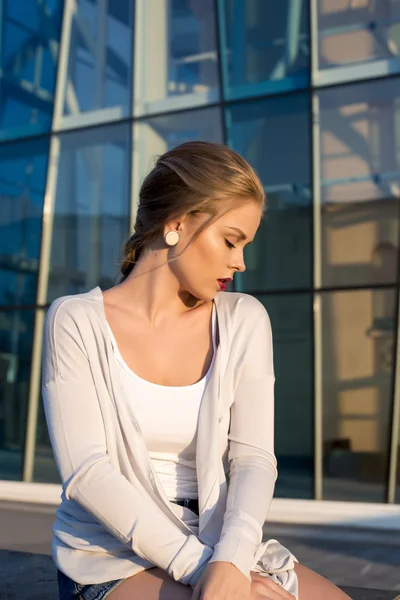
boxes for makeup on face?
[217,277,232,292]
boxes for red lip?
[217,278,232,291]
[218,280,227,291]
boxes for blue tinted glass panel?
[322,289,395,503]
[61,0,134,126]
[0,137,50,306]
[0,1,64,141]
[318,1,400,71]
[47,123,131,303]
[134,107,223,187]
[135,0,220,116]
[319,76,400,289]
[226,93,311,292]
[258,293,313,499]
[219,0,310,100]
[0,308,35,481]
[35,310,59,483]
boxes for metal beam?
[387,302,400,502]
[21,0,75,483]
[311,0,323,501]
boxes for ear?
[163,217,185,237]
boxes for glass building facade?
[1,0,400,505]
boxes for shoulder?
[216,291,272,333]
[217,291,270,320]
[44,287,102,341]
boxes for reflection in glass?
[260,294,313,499]
[134,0,219,115]
[0,137,50,305]
[322,288,396,502]
[318,1,400,71]
[0,1,64,141]
[134,107,223,188]
[35,307,59,483]
[226,93,311,292]
[34,397,60,483]
[0,308,35,481]
[61,0,134,127]
[319,77,400,288]
[219,0,310,100]
[47,123,131,303]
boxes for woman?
[42,141,350,600]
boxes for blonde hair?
[120,141,265,282]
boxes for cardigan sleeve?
[209,294,277,580]
[41,298,212,587]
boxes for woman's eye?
[224,239,236,249]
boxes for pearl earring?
[164,230,180,246]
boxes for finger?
[252,585,287,600]
[253,588,295,600]
[251,581,280,599]
[262,580,295,600]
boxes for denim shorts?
[57,569,125,600]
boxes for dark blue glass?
[258,294,314,500]
[0,137,50,306]
[135,107,223,184]
[35,308,60,483]
[226,93,311,292]
[135,0,219,115]
[47,123,131,303]
[218,0,310,101]
[62,0,134,123]
[0,308,35,481]
[0,1,64,141]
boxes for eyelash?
[224,239,236,249]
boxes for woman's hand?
[250,572,296,599]
[191,561,252,600]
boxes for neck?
[117,248,202,325]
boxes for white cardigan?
[42,286,297,594]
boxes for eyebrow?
[226,226,251,242]
[226,226,246,239]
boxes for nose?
[230,251,246,273]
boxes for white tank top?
[106,303,217,500]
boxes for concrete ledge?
[1,550,399,600]
[0,481,61,505]
[2,482,400,531]
[268,498,400,531]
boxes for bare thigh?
[107,562,353,600]
[107,567,192,600]
[295,563,352,600]
[252,563,352,599]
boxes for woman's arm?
[209,295,277,580]
[42,298,212,587]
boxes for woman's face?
[168,200,262,302]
